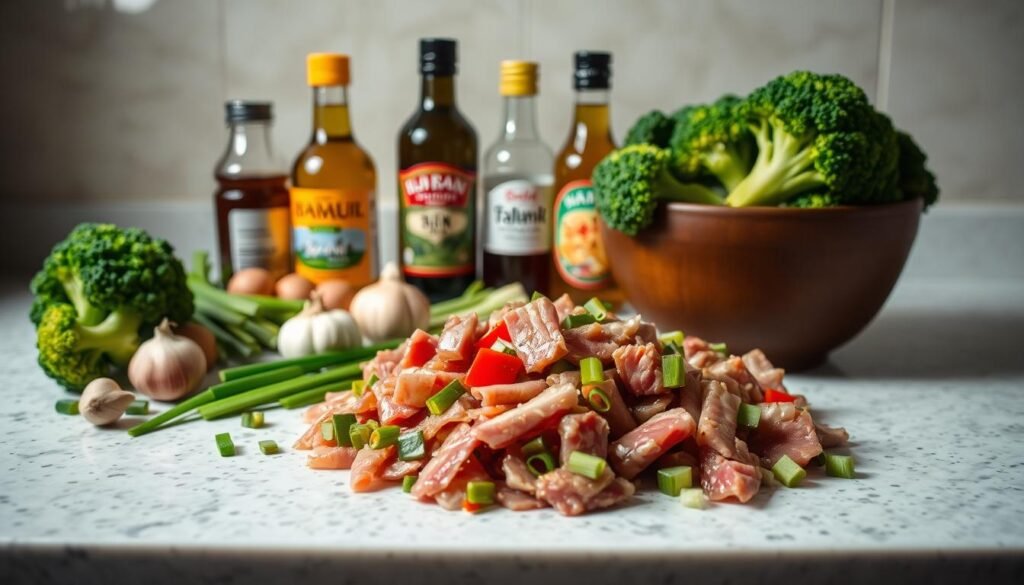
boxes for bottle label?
[399,162,475,278]
[227,207,291,280]
[484,179,552,256]
[552,180,610,290]
[290,187,375,286]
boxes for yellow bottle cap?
[307,53,350,87]
[500,60,538,96]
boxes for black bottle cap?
[224,100,273,123]
[420,38,458,75]
[574,51,612,89]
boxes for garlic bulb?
[349,262,431,342]
[79,378,136,426]
[128,319,207,401]
[278,292,362,358]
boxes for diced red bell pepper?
[462,499,482,513]
[763,388,796,403]
[464,348,524,388]
[403,330,437,368]
[476,321,511,350]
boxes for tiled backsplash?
[0,0,1021,208]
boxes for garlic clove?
[79,378,137,426]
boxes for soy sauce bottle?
[397,39,478,302]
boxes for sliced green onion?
[737,403,761,429]
[583,297,609,321]
[351,379,366,398]
[278,383,337,409]
[521,436,547,457]
[549,360,573,374]
[240,411,265,428]
[320,421,334,442]
[370,425,400,449]
[55,399,79,415]
[217,343,400,382]
[663,341,683,355]
[662,354,684,388]
[215,432,235,457]
[466,480,496,505]
[367,373,379,389]
[824,453,856,479]
[397,430,426,461]
[349,423,371,449]
[490,340,518,356]
[526,452,556,477]
[658,330,685,348]
[332,413,357,448]
[566,451,607,480]
[680,488,708,509]
[562,313,597,329]
[657,466,693,497]
[531,291,548,302]
[258,440,279,455]
[772,455,807,487]
[586,386,611,413]
[426,379,466,415]
[125,400,149,415]
[365,419,380,430]
[810,453,826,467]
[710,342,728,354]
[402,475,418,493]
[197,363,362,420]
[580,356,604,385]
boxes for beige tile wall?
[0,0,1021,208]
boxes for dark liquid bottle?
[397,38,478,302]
[214,101,291,284]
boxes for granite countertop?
[1,276,1023,584]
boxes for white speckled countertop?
[1,273,1023,584]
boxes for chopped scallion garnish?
[662,354,684,388]
[215,432,235,457]
[351,379,366,397]
[710,342,728,354]
[397,430,426,461]
[241,411,265,429]
[125,400,149,415]
[680,488,708,509]
[55,399,79,415]
[737,403,761,429]
[332,413,357,447]
[580,356,604,385]
[531,291,548,302]
[562,313,597,329]
[521,436,547,457]
[349,423,371,449]
[658,330,685,348]
[566,451,607,480]
[583,298,609,321]
[258,440,279,455]
[466,480,496,505]
[365,419,380,430]
[366,373,379,389]
[402,475,418,493]
[320,421,334,442]
[370,425,400,449]
[771,455,806,487]
[526,452,556,477]
[657,466,693,496]
[426,379,466,415]
[824,453,856,479]
[586,386,611,413]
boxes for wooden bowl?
[600,199,923,370]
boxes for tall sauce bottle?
[481,61,553,294]
[291,53,377,286]
[398,39,478,302]
[550,51,622,303]
[214,101,291,283]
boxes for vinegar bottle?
[397,39,478,302]
[481,60,554,294]
[549,51,622,304]
[290,53,378,287]
[214,100,291,283]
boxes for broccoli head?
[669,95,754,191]
[593,144,724,235]
[624,110,676,148]
[895,130,939,209]
[726,71,900,207]
[36,303,142,391]
[30,223,193,327]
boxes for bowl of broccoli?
[594,71,937,369]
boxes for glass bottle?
[481,61,554,294]
[397,38,478,302]
[291,53,377,287]
[550,51,622,303]
[214,100,291,284]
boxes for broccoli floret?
[30,223,193,327]
[669,95,754,191]
[36,303,142,390]
[725,71,900,207]
[895,130,939,209]
[624,110,676,148]
[593,144,724,235]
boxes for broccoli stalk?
[725,117,826,207]
[36,304,142,390]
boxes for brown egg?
[275,273,316,301]
[227,267,274,296]
[316,279,356,311]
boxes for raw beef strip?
[431,457,490,510]
[546,370,581,387]
[557,411,610,465]
[535,467,615,516]
[585,478,637,512]
[741,349,786,391]
[630,394,674,424]
[361,342,406,381]
[563,316,659,365]
[393,368,438,407]
[696,379,741,458]
[700,447,760,503]
[815,422,850,448]
[436,312,478,362]
[307,446,359,470]
[471,380,548,406]
[398,329,439,369]
[294,394,379,450]
[412,398,471,440]
[585,378,637,440]
[301,388,377,424]
[501,453,537,494]
[608,408,696,479]
[678,369,704,423]
[488,301,526,330]
[496,485,548,511]
[411,423,480,499]
[351,446,396,492]
[683,336,724,369]
[381,458,424,481]
[749,403,823,467]
[706,356,764,404]
[613,343,665,396]
[503,297,569,373]
[472,383,578,449]
[552,293,576,322]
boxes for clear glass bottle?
[214,100,291,284]
[291,53,377,287]
[481,60,554,294]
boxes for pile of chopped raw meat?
[294,295,850,516]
